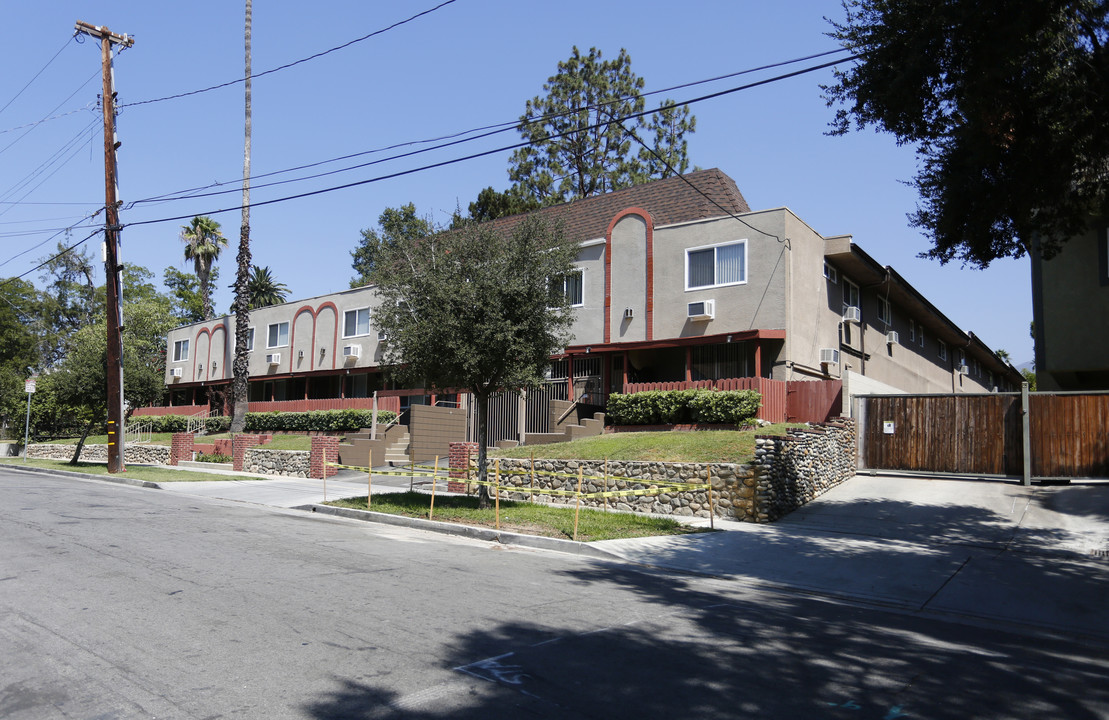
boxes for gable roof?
[486,168,751,242]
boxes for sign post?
[23,376,36,462]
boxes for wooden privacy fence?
[856,390,1109,482]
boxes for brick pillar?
[448,441,478,493]
[310,436,341,479]
[232,434,262,471]
[169,432,195,466]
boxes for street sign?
[25,377,36,394]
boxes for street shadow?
[301,561,1109,719]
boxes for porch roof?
[561,329,785,356]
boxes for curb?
[298,503,622,561]
[2,462,161,489]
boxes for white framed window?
[823,261,838,284]
[877,296,891,325]
[918,326,925,348]
[267,322,289,349]
[686,240,747,290]
[842,278,860,310]
[246,327,255,352]
[909,319,916,343]
[938,340,947,361]
[343,308,371,338]
[958,349,967,369]
[173,339,189,362]
[563,270,584,307]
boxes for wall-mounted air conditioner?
[343,344,361,358]
[687,299,715,321]
[957,364,969,375]
[819,348,840,365]
[842,306,861,323]
[170,367,183,378]
[623,307,634,320]
[266,353,281,365]
[377,331,387,342]
[886,331,899,345]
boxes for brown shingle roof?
[486,168,750,242]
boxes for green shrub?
[135,408,396,435]
[195,452,232,463]
[607,389,761,426]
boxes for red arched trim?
[208,324,226,380]
[288,306,317,374]
[315,301,340,370]
[604,207,655,343]
[193,326,213,383]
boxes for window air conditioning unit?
[819,348,840,365]
[266,353,281,365]
[343,344,361,359]
[957,364,969,375]
[842,306,861,323]
[687,299,715,321]
[623,307,634,320]
[377,331,388,342]
[886,331,899,345]
[170,367,183,378]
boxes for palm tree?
[230,0,254,432]
[248,265,288,309]
[180,215,228,320]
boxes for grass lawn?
[0,457,267,482]
[325,491,709,542]
[41,432,313,451]
[492,424,804,464]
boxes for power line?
[0,208,104,270]
[0,34,77,118]
[118,0,459,109]
[121,54,861,230]
[126,47,855,209]
[0,68,100,158]
[0,227,103,290]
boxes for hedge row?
[606,389,762,426]
[132,409,397,434]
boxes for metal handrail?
[186,408,211,435]
[124,418,154,445]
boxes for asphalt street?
[2,467,1108,719]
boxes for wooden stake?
[530,451,535,504]
[367,463,372,508]
[495,458,501,530]
[430,455,438,520]
[573,465,584,542]
[707,468,715,530]
[603,458,609,513]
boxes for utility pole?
[75,20,133,473]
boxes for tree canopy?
[508,46,696,206]
[825,0,1109,266]
[369,215,580,505]
[350,203,435,287]
[247,265,289,309]
[180,215,228,319]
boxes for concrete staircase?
[338,424,410,469]
[518,402,606,446]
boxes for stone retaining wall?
[243,448,311,478]
[26,443,171,465]
[457,419,856,522]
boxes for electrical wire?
[0,34,77,118]
[119,53,860,228]
[0,116,100,208]
[0,207,105,270]
[118,0,459,110]
[0,69,101,158]
[126,48,856,209]
[0,227,103,290]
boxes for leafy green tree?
[180,215,228,319]
[825,0,1109,266]
[0,279,40,439]
[163,266,214,323]
[452,186,541,227]
[50,269,176,462]
[509,46,696,206]
[36,242,99,366]
[369,215,580,507]
[247,265,289,309]
[350,204,434,287]
[638,101,696,180]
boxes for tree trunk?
[475,391,491,509]
[230,0,253,434]
[69,419,95,465]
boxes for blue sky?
[2,1,1034,364]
